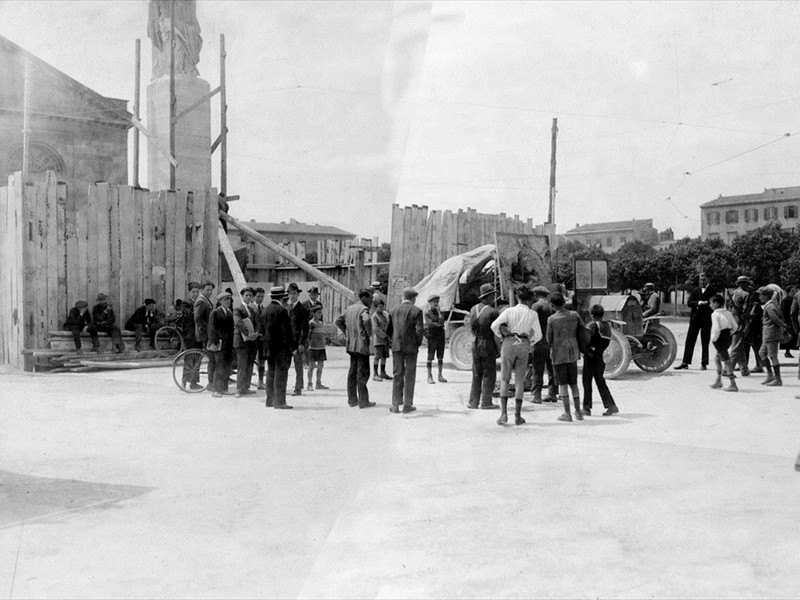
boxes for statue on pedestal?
[147,0,203,79]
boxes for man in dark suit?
[262,286,296,409]
[92,293,125,353]
[234,286,260,397]
[63,300,99,353]
[208,291,235,397]
[675,272,717,370]
[194,281,216,388]
[286,282,310,396]
[466,284,500,409]
[335,289,375,408]
[124,298,164,352]
[181,282,202,389]
[387,287,424,413]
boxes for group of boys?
[468,283,620,427]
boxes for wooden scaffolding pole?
[133,38,141,187]
[168,0,176,189]
[219,211,356,303]
[219,33,227,196]
[22,57,31,181]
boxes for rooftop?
[564,219,653,235]
[243,218,355,238]
[700,186,800,209]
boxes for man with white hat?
[262,286,297,409]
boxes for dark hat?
[270,286,285,299]
[95,293,108,303]
[240,286,255,296]
[478,284,496,298]
[402,287,419,299]
[144,298,156,305]
[428,294,440,303]
[286,282,300,292]
[736,275,751,285]
[308,286,319,294]
[216,291,232,302]
[74,300,88,309]
[532,285,550,296]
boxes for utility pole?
[22,57,31,181]
[547,117,558,225]
[168,0,176,190]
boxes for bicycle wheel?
[172,348,209,393]
[155,326,184,357]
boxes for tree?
[552,240,604,287]
[608,240,657,291]
[730,222,800,287]
[377,242,391,263]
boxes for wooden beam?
[217,225,246,306]
[172,86,220,123]
[131,116,177,167]
[220,211,356,303]
[219,33,228,195]
[133,39,141,187]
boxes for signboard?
[494,232,551,302]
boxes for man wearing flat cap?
[262,286,297,409]
[466,283,500,409]
[529,285,558,404]
[207,291,235,397]
[641,283,661,319]
[125,298,164,352]
[336,289,376,408]
[63,300,99,353]
[92,293,125,353]
[424,294,447,384]
[387,287,425,413]
[730,275,754,375]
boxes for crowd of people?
[674,271,800,398]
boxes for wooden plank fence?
[389,204,537,295]
[0,172,219,369]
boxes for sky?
[2,0,800,243]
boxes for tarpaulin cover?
[412,244,496,312]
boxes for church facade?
[0,35,130,199]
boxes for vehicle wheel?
[172,348,209,393]
[449,326,475,371]
[603,327,631,380]
[633,322,678,373]
[155,326,184,357]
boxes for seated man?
[63,300,98,353]
[125,298,164,352]
[93,293,125,353]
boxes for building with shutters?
[700,186,800,241]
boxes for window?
[620,236,627,244]
[725,210,739,224]
[764,207,778,220]
[606,237,612,247]
[744,208,759,223]
[706,211,721,225]
[784,205,798,219]
[709,233,721,239]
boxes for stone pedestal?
[146,76,211,191]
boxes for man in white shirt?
[490,286,542,426]
[709,294,738,392]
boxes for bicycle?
[154,320,185,357]
[172,347,210,393]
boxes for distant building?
[700,186,800,242]
[229,218,356,267]
[0,35,130,203]
[561,219,659,252]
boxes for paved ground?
[1,318,799,598]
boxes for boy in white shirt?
[710,294,738,392]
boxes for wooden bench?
[46,330,139,352]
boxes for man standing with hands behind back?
[387,287,425,414]
[675,272,716,371]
